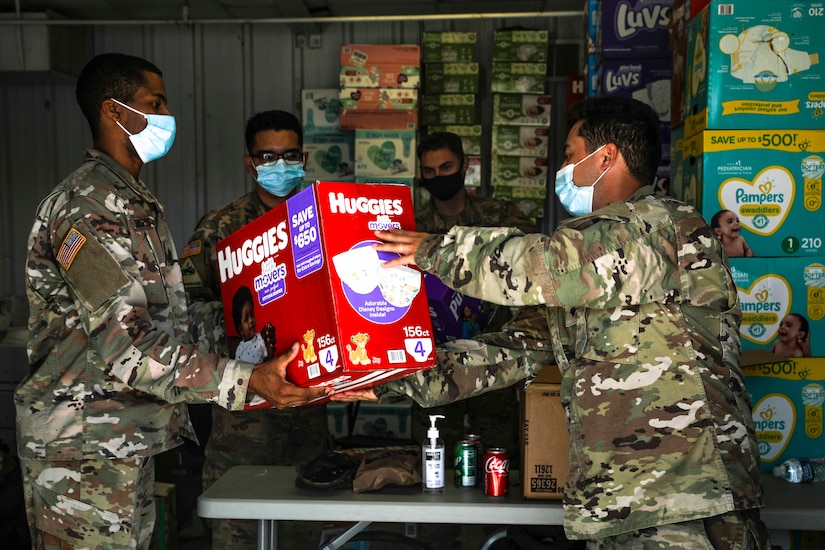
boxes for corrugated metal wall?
[0,14,584,448]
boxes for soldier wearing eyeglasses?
[180,110,332,549]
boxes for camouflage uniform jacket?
[18,150,254,461]
[381,186,763,539]
[415,193,536,234]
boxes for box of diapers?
[217,181,436,407]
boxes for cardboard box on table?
[217,181,436,408]
[522,365,569,500]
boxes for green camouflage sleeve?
[415,200,683,310]
[377,305,557,406]
[45,194,253,410]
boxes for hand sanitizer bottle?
[422,414,445,494]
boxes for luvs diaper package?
[730,257,825,357]
[217,181,436,407]
[685,1,825,136]
[681,129,825,257]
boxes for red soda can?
[483,447,509,497]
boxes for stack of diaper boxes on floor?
[338,44,420,188]
[586,0,674,195]
[671,1,825,501]
[420,31,482,201]
[489,29,551,222]
[301,89,355,188]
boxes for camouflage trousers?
[201,404,332,550]
[21,456,156,550]
[587,509,773,550]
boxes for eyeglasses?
[249,150,304,165]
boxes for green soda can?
[454,439,477,487]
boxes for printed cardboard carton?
[354,130,416,178]
[491,155,549,188]
[491,125,550,157]
[423,63,480,94]
[491,62,548,94]
[301,88,342,135]
[339,88,418,110]
[729,257,825,357]
[742,352,825,474]
[492,94,552,127]
[685,1,825,137]
[339,109,418,131]
[599,56,672,124]
[426,125,482,156]
[339,44,420,67]
[493,30,549,62]
[303,133,355,183]
[599,0,675,58]
[522,365,569,500]
[217,182,436,407]
[421,32,478,63]
[339,65,420,89]
[680,129,825,257]
[423,273,493,344]
[420,94,477,126]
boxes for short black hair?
[418,131,464,164]
[231,286,254,334]
[788,313,810,337]
[245,110,303,152]
[75,53,163,138]
[710,209,733,229]
[566,97,661,186]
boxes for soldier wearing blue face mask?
[180,110,331,549]
[18,55,326,550]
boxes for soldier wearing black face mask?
[413,131,538,550]
[415,132,537,233]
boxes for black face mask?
[421,171,465,201]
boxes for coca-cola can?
[483,447,509,497]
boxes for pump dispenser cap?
[427,414,445,440]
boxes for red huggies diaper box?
[217,181,437,408]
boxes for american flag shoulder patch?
[57,227,87,270]
[180,239,202,258]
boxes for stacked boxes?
[420,32,481,192]
[337,44,421,186]
[587,0,675,196]
[301,89,355,185]
[670,2,825,493]
[490,29,550,221]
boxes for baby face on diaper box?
[682,129,825,257]
[217,181,436,407]
[729,256,825,358]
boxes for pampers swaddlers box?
[742,353,825,474]
[681,129,825,256]
[729,257,825,357]
[217,181,436,407]
[685,1,825,137]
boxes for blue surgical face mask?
[255,159,305,197]
[111,98,176,163]
[554,144,610,216]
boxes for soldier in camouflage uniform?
[180,110,331,549]
[333,98,771,549]
[17,54,326,550]
[413,131,539,548]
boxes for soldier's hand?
[373,229,430,268]
[329,387,378,402]
[262,322,276,357]
[248,342,330,408]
